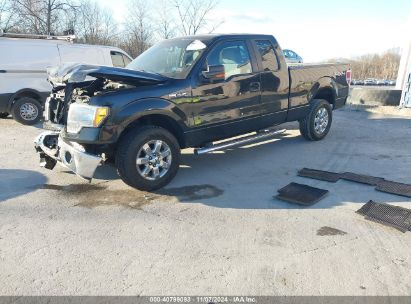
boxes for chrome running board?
[194,129,286,155]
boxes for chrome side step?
[194,129,286,155]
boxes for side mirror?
[202,65,225,81]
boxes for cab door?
[252,39,290,125]
[189,40,261,135]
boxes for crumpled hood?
[47,63,168,86]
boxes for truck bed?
[288,63,350,109]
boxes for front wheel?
[299,99,332,141]
[115,126,181,191]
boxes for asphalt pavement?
[1,108,411,295]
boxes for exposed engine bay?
[45,63,167,125]
[46,79,131,125]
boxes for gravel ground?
[0,108,411,296]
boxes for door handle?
[250,82,260,92]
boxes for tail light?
[346,70,352,85]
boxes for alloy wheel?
[136,140,172,181]
[314,107,329,135]
[19,103,39,121]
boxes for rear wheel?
[115,126,181,191]
[0,112,9,118]
[12,97,42,125]
[299,99,332,141]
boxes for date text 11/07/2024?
[149,296,257,303]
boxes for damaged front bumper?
[34,131,102,180]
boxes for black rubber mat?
[376,181,411,198]
[276,182,329,206]
[341,172,385,186]
[297,168,341,183]
[357,200,411,232]
[298,168,411,198]
[356,200,378,216]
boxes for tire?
[115,125,181,191]
[299,99,332,141]
[0,112,9,118]
[11,97,42,125]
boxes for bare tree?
[3,0,223,59]
[74,0,117,45]
[155,0,176,39]
[329,49,401,80]
[121,0,153,57]
[0,0,9,30]
[350,50,401,80]
[173,0,221,35]
[11,0,77,35]
[0,0,18,31]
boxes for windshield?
[127,39,207,79]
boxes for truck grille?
[45,89,70,125]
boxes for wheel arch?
[119,113,186,148]
[309,77,337,107]
[313,87,335,106]
[8,88,47,112]
[114,98,188,148]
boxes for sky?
[99,0,411,62]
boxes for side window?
[283,50,290,58]
[110,51,125,67]
[206,41,252,79]
[122,54,132,66]
[256,40,279,71]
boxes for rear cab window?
[255,40,280,71]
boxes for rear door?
[252,39,290,124]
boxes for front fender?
[100,98,188,143]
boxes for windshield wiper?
[137,69,165,77]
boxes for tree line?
[0,0,402,79]
[349,50,401,80]
[0,0,221,57]
[330,49,401,80]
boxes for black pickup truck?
[35,34,350,190]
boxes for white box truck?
[0,33,132,125]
